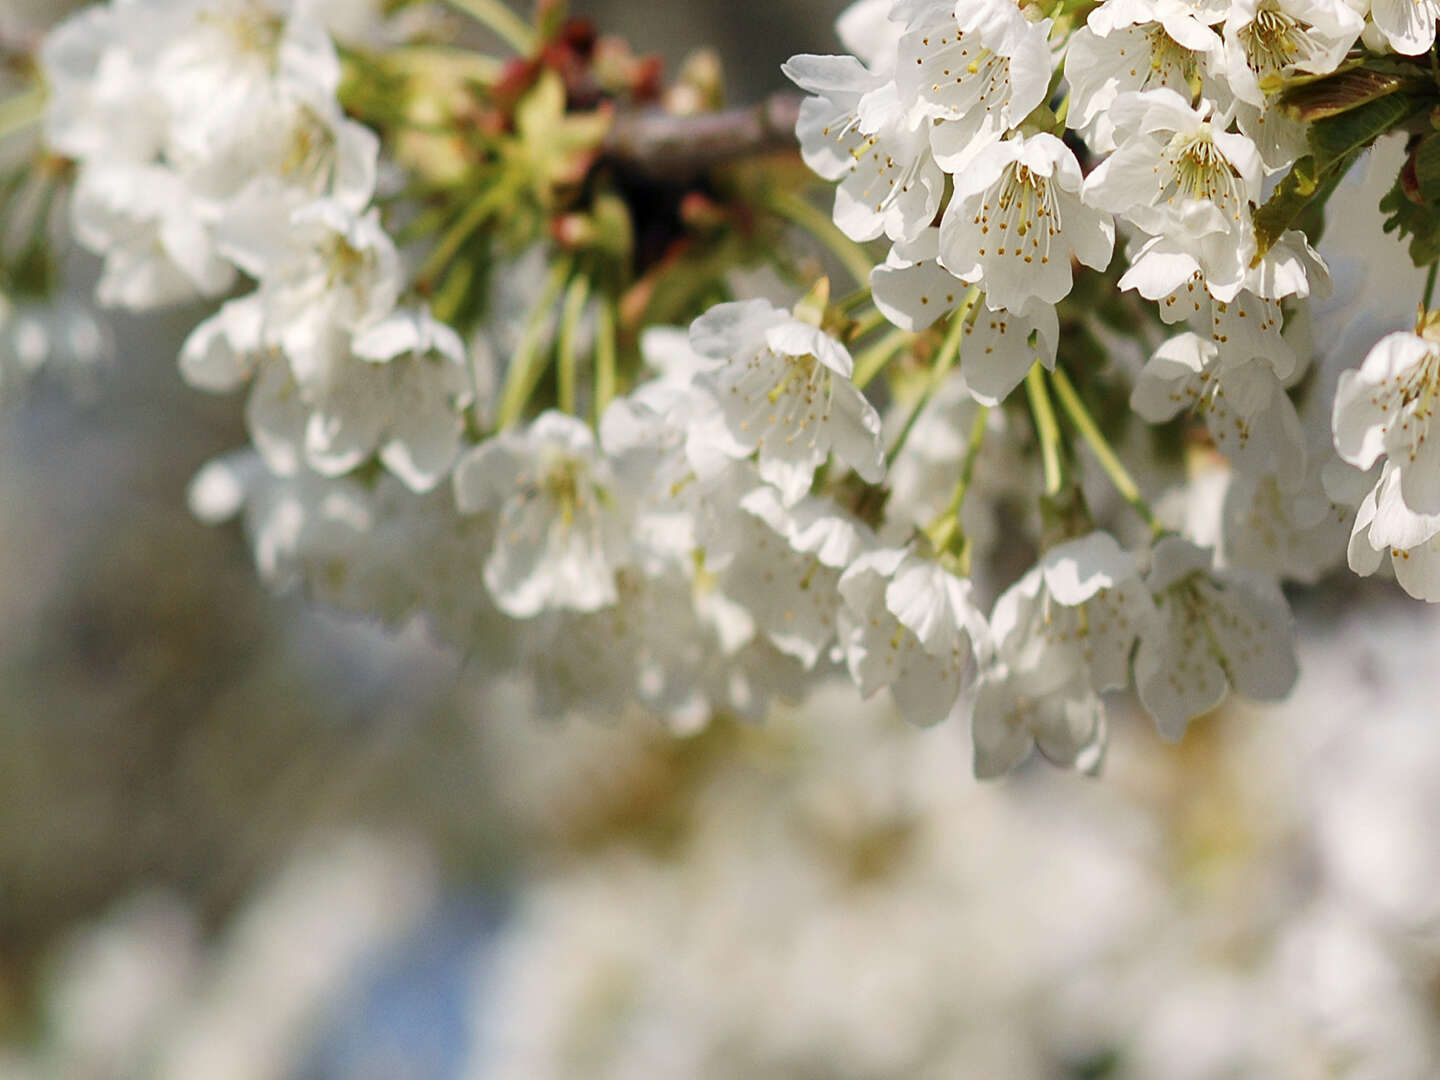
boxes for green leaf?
[1414,133,1440,203]
[1381,176,1440,267]
[1279,66,1417,123]
[1308,93,1419,167]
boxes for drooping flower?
[704,484,874,669]
[1064,0,1225,153]
[1346,461,1440,602]
[784,54,943,244]
[453,411,633,619]
[971,532,1147,776]
[937,132,1115,311]
[837,546,989,726]
[300,308,473,492]
[686,299,885,505]
[895,0,1053,171]
[1084,89,1262,301]
[1332,329,1440,515]
[1132,332,1306,488]
[1134,536,1298,738]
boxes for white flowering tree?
[5,0,1440,775]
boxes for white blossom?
[971,532,1145,776]
[937,132,1115,311]
[959,298,1060,406]
[1368,0,1440,53]
[1132,331,1306,488]
[217,197,401,385]
[1134,536,1298,737]
[895,0,1053,171]
[453,411,633,619]
[303,308,473,493]
[1346,461,1440,601]
[784,55,943,243]
[1065,0,1225,153]
[687,299,885,504]
[1332,329,1440,515]
[1223,0,1362,170]
[703,484,873,669]
[871,228,970,332]
[837,546,988,726]
[1084,89,1263,301]
[72,164,236,310]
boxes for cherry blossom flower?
[1084,89,1263,301]
[453,412,634,619]
[687,299,885,505]
[895,0,1053,171]
[784,54,943,243]
[1332,329,1440,515]
[1132,332,1306,488]
[1065,0,1225,153]
[1134,536,1298,737]
[937,132,1115,311]
[837,546,989,726]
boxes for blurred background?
[1,1,1439,1077]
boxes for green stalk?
[496,255,574,429]
[1049,366,1163,535]
[1425,261,1438,310]
[885,290,978,466]
[853,327,911,390]
[556,273,592,416]
[0,86,44,144]
[925,405,990,561]
[847,307,889,343]
[1024,362,1064,496]
[415,180,515,293]
[593,292,618,424]
[764,189,875,287]
[438,0,536,53]
[836,284,873,313]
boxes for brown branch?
[601,91,802,184]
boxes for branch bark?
[601,91,802,184]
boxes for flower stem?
[1049,366,1162,535]
[415,180,514,294]
[387,45,505,84]
[496,255,573,429]
[593,292,618,424]
[557,272,592,416]
[1024,362,1064,496]
[925,406,989,565]
[847,307,889,343]
[853,327,911,390]
[764,188,874,287]
[886,291,977,466]
[1425,261,1438,310]
[438,0,536,54]
[836,284,873,313]
[0,85,44,144]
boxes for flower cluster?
[19,0,1440,777]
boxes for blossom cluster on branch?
[6,0,1440,774]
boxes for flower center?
[974,161,1061,265]
[202,4,283,63]
[1160,129,1245,221]
[1380,345,1440,463]
[281,105,340,191]
[1142,25,1201,87]
[1240,5,1319,81]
